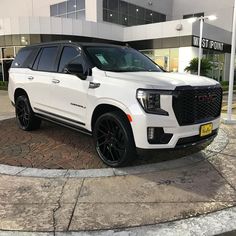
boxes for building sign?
[192,36,224,52]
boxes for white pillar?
[85,0,102,22]
[198,18,204,77]
[224,0,236,124]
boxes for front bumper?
[130,105,221,149]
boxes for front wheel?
[15,95,41,131]
[93,111,136,167]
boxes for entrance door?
[155,56,170,71]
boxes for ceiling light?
[208,15,217,21]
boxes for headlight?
[136,89,169,116]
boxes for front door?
[49,46,89,126]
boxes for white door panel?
[26,70,55,112]
[50,73,90,124]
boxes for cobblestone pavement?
[0,118,213,170]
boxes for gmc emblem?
[196,94,217,102]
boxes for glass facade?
[203,50,225,82]
[50,0,85,20]
[103,0,166,26]
[142,48,179,72]
[0,46,24,81]
[183,12,204,19]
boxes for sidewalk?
[0,90,14,119]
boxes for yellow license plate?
[200,123,213,137]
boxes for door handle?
[89,82,100,89]
[28,76,34,80]
[52,79,60,84]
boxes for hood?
[105,71,219,90]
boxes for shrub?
[0,81,8,90]
[185,58,212,76]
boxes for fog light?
[147,127,155,140]
[147,127,173,144]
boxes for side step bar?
[35,114,92,136]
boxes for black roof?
[25,41,127,49]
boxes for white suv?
[8,41,222,167]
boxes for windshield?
[84,46,162,72]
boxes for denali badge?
[196,94,217,102]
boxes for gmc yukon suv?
[8,41,222,167]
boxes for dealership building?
[0,0,234,81]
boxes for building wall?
[123,0,173,20]
[0,0,173,22]
[178,46,198,73]
[0,17,124,42]
[172,0,234,32]
[0,0,63,18]
[0,0,234,32]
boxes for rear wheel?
[15,95,41,131]
[93,111,136,167]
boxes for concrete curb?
[0,116,229,179]
[0,152,215,178]
[0,206,235,236]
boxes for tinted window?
[58,46,80,72]
[32,49,42,70]
[37,47,58,72]
[58,2,66,15]
[76,0,85,10]
[67,52,88,75]
[50,4,58,16]
[11,48,33,68]
[67,0,76,12]
[183,12,204,19]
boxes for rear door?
[27,46,59,113]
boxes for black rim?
[96,117,126,165]
[16,100,30,128]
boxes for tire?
[93,111,136,167]
[15,95,41,131]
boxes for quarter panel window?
[11,48,33,68]
[37,47,58,72]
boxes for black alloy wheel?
[94,111,136,167]
[15,95,41,131]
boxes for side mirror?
[64,63,87,80]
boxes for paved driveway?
[0,90,14,119]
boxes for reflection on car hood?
[105,71,219,90]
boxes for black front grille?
[173,85,222,126]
